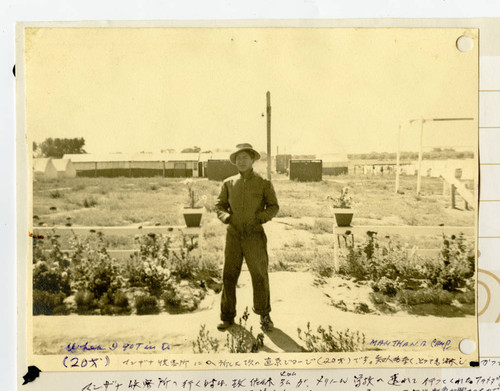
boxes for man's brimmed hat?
[229,143,261,164]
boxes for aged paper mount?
[18,20,493,384]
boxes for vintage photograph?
[22,26,478,369]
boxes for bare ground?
[33,270,476,355]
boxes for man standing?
[215,143,279,331]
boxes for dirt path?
[33,271,476,355]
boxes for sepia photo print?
[19,25,479,370]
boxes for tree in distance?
[36,138,87,159]
[181,146,201,153]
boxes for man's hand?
[255,212,267,224]
[244,217,262,235]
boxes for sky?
[25,27,478,155]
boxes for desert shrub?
[129,233,217,312]
[92,260,121,298]
[69,232,126,313]
[456,290,475,305]
[75,290,98,314]
[434,263,471,292]
[161,284,182,308]
[198,255,221,277]
[368,292,398,313]
[129,234,175,297]
[33,230,71,269]
[424,234,475,292]
[371,276,403,296]
[33,261,71,295]
[342,232,475,311]
[193,324,220,353]
[225,308,265,353]
[197,255,222,292]
[99,290,132,315]
[338,245,369,281]
[276,205,295,218]
[133,233,171,263]
[32,232,72,315]
[130,233,200,279]
[33,290,68,315]
[169,249,200,280]
[313,219,332,234]
[50,190,62,199]
[135,294,160,315]
[396,288,454,306]
[339,232,474,291]
[127,258,171,298]
[273,249,306,265]
[269,259,295,272]
[298,322,366,352]
[286,238,304,248]
[83,196,98,208]
[72,253,123,302]
[113,290,131,309]
[310,256,335,278]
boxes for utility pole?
[266,91,272,180]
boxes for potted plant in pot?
[327,186,354,227]
[182,179,205,227]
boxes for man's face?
[234,151,254,173]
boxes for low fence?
[440,172,475,210]
[33,224,475,271]
[32,225,202,259]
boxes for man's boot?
[217,320,234,331]
[260,314,274,331]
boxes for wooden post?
[333,225,339,272]
[451,184,457,209]
[416,119,424,195]
[266,91,272,180]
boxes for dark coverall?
[215,169,279,321]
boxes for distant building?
[206,159,238,181]
[289,159,323,182]
[276,154,292,174]
[64,153,164,177]
[52,158,77,178]
[164,153,200,178]
[317,145,349,176]
[33,158,58,179]
[63,152,204,178]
